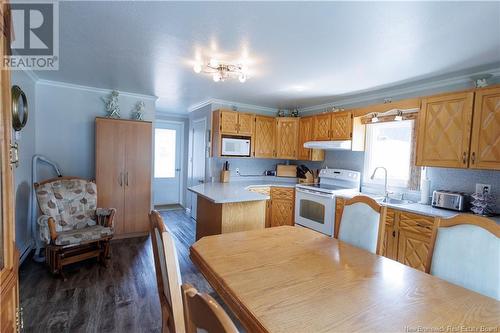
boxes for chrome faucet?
[370,167,390,199]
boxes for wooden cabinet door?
[298,117,313,160]
[254,116,276,158]
[276,118,299,159]
[331,112,353,140]
[238,113,254,136]
[124,121,152,234]
[270,187,295,227]
[382,209,398,260]
[96,118,126,235]
[220,110,239,134]
[416,92,474,168]
[0,15,19,331]
[469,87,500,170]
[313,114,331,140]
[396,212,435,272]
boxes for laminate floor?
[19,209,223,333]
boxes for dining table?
[190,226,500,333]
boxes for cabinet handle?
[471,152,476,164]
[462,152,467,164]
[119,172,123,187]
[125,172,129,186]
[392,231,396,237]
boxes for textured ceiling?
[34,1,500,113]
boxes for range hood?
[303,140,352,150]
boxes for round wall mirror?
[11,85,28,131]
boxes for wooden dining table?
[190,226,500,333]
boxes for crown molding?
[156,110,189,119]
[299,66,500,112]
[188,98,277,114]
[36,79,158,101]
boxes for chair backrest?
[338,196,386,254]
[149,210,186,333]
[426,214,500,300]
[181,283,238,333]
[34,176,98,232]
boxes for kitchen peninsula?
[188,179,297,240]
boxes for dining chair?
[149,210,186,333]
[426,214,500,300]
[337,195,386,254]
[182,283,239,333]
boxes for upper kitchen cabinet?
[416,91,474,168]
[313,112,353,141]
[330,112,353,140]
[276,117,299,159]
[469,86,500,170]
[254,115,276,158]
[313,113,332,140]
[218,109,254,135]
[298,117,324,161]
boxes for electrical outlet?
[476,183,491,194]
[235,168,240,176]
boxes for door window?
[154,128,177,178]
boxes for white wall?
[11,71,37,260]
[36,81,156,180]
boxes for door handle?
[175,168,181,172]
[119,172,123,187]
[198,179,205,184]
[125,172,129,186]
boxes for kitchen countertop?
[188,178,297,204]
[337,192,500,223]
[188,179,500,222]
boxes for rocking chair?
[34,176,116,278]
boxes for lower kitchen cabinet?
[270,187,295,227]
[382,209,398,260]
[396,212,435,272]
[335,199,436,272]
[248,187,272,228]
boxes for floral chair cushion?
[54,225,113,246]
[36,178,98,232]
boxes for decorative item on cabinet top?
[11,85,28,131]
[102,90,121,119]
[131,101,145,121]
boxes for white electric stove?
[295,169,360,236]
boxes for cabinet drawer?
[271,187,294,200]
[248,186,270,196]
[398,212,435,237]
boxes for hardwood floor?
[19,209,219,333]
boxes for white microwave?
[221,137,251,157]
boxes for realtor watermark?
[405,325,499,333]
[3,0,59,70]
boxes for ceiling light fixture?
[193,59,249,83]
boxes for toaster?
[431,190,468,211]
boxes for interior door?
[96,118,126,235]
[190,118,206,219]
[124,121,152,234]
[153,121,182,205]
[0,5,18,330]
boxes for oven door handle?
[296,188,335,198]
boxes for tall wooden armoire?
[95,117,152,238]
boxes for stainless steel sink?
[378,197,413,205]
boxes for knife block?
[220,170,230,183]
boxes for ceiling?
[35,1,500,113]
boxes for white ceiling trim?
[36,79,158,101]
[188,98,277,114]
[299,67,500,112]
